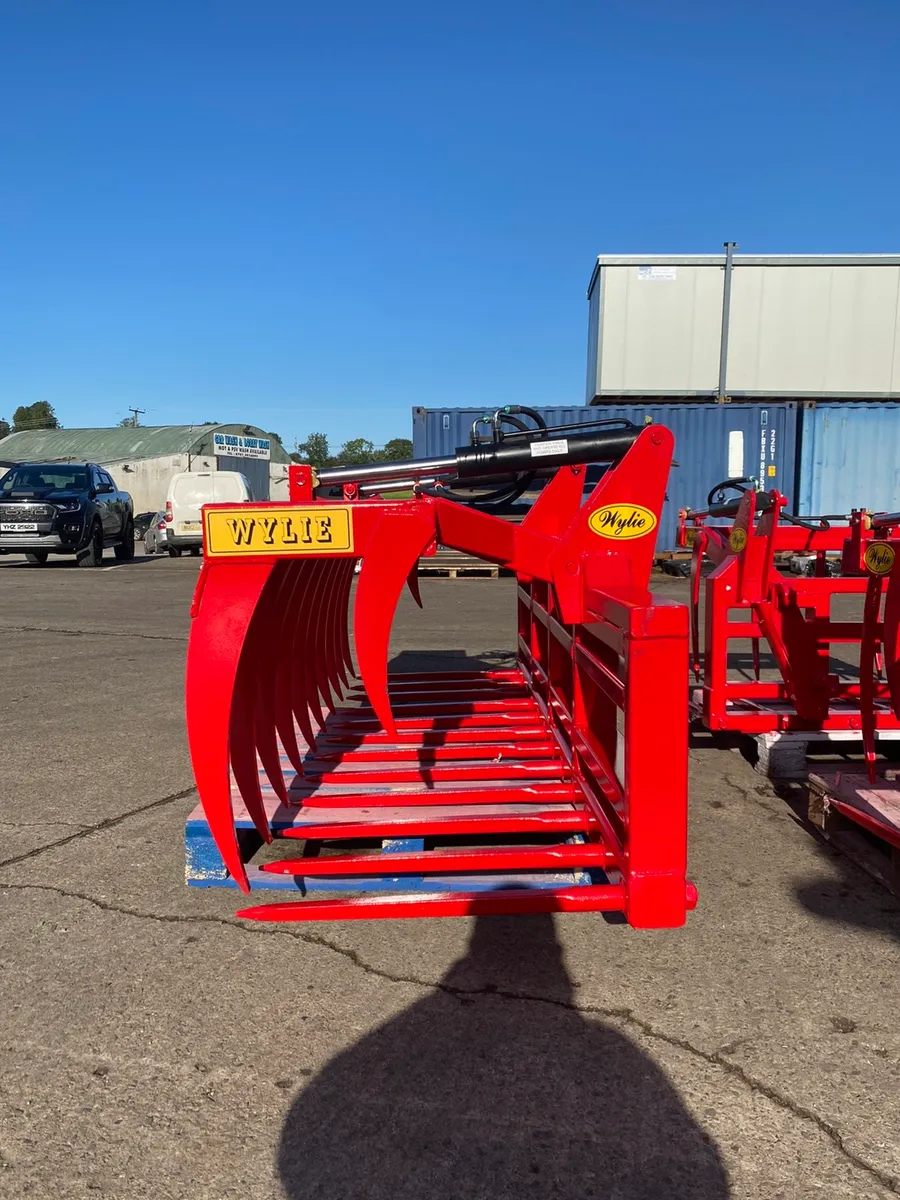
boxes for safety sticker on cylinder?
[204,506,354,556]
[864,542,895,575]
[588,504,657,540]
[530,438,569,458]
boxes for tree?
[0,418,9,441]
[118,416,134,427]
[336,437,376,465]
[266,430,284,447]
[13,401,59,432]
[379,438,413,462]
[292,432,332,469]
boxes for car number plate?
[180,521,202,532]
[1,523,37,532]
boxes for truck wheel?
[25,551,48,566]
[114,518,135,560]
[77,523,103,568]
[168,546,183,558]
[189,547,201,556]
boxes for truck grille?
[0,503,55,522]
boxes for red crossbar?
[296,783,580,808]
[310,742,559,763]
[278,809,592,841]
[236,885,629,922]
[303,761,570,785]
[262,843,614,877]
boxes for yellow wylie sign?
[204,506,354,557]
[729,527,748,553]
[864,542,896,575]
[588,504,657,541]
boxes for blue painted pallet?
[185,797,594,894]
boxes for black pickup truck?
[0,461,134,567]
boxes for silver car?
[143,511,169,555]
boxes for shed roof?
[0,423,290,463]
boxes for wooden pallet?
[418,549,501,578]
[808,769,900,895]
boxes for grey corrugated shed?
[0,423,291,463]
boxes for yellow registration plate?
[204,506,354,557]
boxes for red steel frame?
[184,426,695,926]
[678,493,900,780]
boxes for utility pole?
[128,407,145,428]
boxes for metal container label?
[204,506,354,556]
[588,504,657,540]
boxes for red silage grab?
[185,426,695,926]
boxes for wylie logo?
[588,504,657,541]
[225,513,335,547]
[205,505,354,556]
[864,542,896,575]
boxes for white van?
[165,471,253,557]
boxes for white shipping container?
[586,255,900,401]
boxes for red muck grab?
[185,411,695,926]
[679,480,900,781]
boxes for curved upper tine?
[309,556,338,715]
[250,563,290,805]
[354,508,436,738]
[298,559,326,733]
[340,558,357,679]
[332,558,356,689]
[230,570,281,840]
[318,557,345,711]
[406,566,424,609]
[185,560,274,893]
[288,561,319,753]
[273,561,308,775]
[884,555,900,719]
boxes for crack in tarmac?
[1,879,897,1195]
[0,624,188,642]
[0,786,197,871]
[0,820,87,830]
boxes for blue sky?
[1,1,898,451]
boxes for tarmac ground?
[1,550,899,1199]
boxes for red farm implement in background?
[678,481,900,782]
[184,410,695,927]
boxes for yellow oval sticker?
[864,542,896,575]
[588,504,657,541]
[729,527,748,553]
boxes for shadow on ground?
[795,852,900,940]
[278,914,730,1199]
[389,648,517,673]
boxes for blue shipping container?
[796,402,900,517]
[412,403,798,551]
